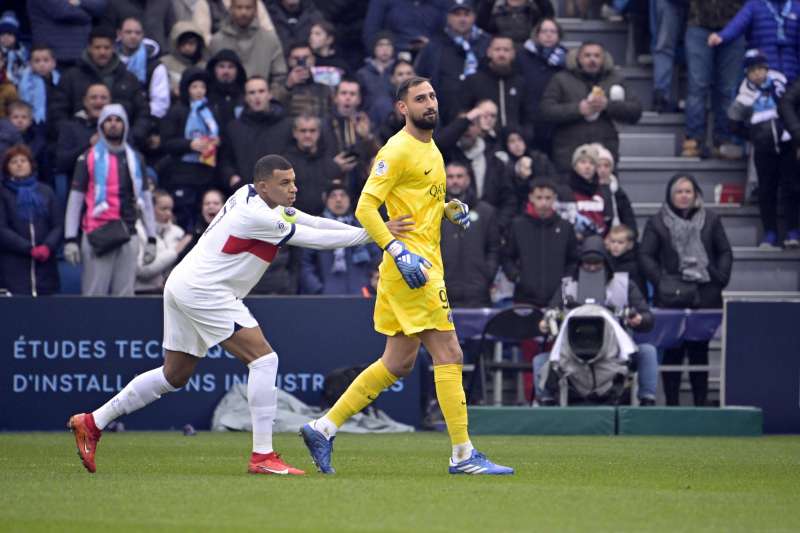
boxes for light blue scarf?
[92,139,144,216]
[125,44,148,83]
[18,67,60,124]
[445,25,485,79]
[182,99,219,163]
[763,0,793,43]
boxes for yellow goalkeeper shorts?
[373,277,455,337]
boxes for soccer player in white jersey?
[67,155,410,476]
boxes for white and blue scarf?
[92,139,144,216]
[524,40,567,68]
[124,44,148,83]
[18,67,60,124]
[445,25,485,78]
[182,99,219,163]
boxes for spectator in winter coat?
[50,26,151,149]
[17,45,60,140]
[681,0,745,158]
[0,145,62,296]
[300,182,380,295]
[209,0,287,96]
[476,0,555,45]
[177,187,224,261]
[362,0,449,54]
[440,161,500,307]
[494,125,558,214]
[268,0,325,51]
[518,18,567,154]
[116,17,171,119]
[555,144,614,241]
[0,114,22,159]
[205,48,247,132]
[63,103,158,296]
[135,189,192,293]
[160,67,222,230]
[55,84,111,175]
[539,42,642,172]
[605,224,646,296]
[639,173,733,406]
[729,49,799,248]
[282,43,333,118]
[460,35,524,128]
[284,114,344,215]
[710,0,800,83]
[220,76,292,190]
[357,32,396,127]
[415,1,491,124]
[100,0,176,54]
[308,21,351,83]
[502,178,578,307]
[27,0,107,67]
[592,143,637,236]
[7,101,49,186]
[0,11,29,85]
[161,21,207,100]
[171,0,212,42]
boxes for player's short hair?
[395,76,431,102]
[254,155,292,182]
[89,26,116,44]
[529,178,558,194]
[608,224,635,242]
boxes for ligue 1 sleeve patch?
[374,159,388,176]
[281,206,297,223]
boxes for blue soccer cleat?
[299,423,335,474]
[448,450,514,475]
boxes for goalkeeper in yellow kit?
[300,77,514,475]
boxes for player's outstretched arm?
[280,206,356,231]
[286,224,372,251]
[354,192,395,248]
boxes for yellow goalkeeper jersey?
[359,128,446,283]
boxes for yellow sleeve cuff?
[355,192,394,249]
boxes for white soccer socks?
[247,353,279,454]
[92,366,177,429]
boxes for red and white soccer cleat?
[68,413,102,473]
[248,452,305,476]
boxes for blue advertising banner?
[0,297,421,430]
[725,300,800,433]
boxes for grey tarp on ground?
[211,384,415,434]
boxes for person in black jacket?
[605,224,646,296]
[460,35,524,128]
[283,114,344,215]
[502,178,578,308]
[160,67,222,230]
[50,26,151,149]
[441,161,500,307]
[55,83,111,175]
[219,76,292,191]
[0,144,62,296]
[593,142,637,236]
[268,0,325,51]
[639,173,733,406]
[518,18,567,154]
[205,48,247,136]
[494,125,558,213]
[777,72,800,248]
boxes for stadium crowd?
[1,0,800,403]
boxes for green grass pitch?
[1,432,799,532]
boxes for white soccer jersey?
[167,185,371,300]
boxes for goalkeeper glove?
[444,199,470,230]
[386,239,432,289]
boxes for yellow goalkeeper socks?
[434,364,472,459]
[324,359,398,430]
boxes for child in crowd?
[0,11,27,84]
[7,100,48,183]
[556,144,613,241]
[18,45,59,134]
[605,224,646,295]
[592,142,637,237]
[728,49,799,249]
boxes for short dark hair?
[312,20,335,39]
[89,26,116,44]
[391,59,414,76]
[83,82,110,98]
[30,43,54,57]
[245,75,269,89]
[254,155,293,182]
[336,76,360,93]
[489,34,514,46]
[532,18,563,41]
[529,178,558,194]
[395,76,430,102]
[293,113,320,128]
[579,41,605,53]
[119,16,144,30]
[287,41,312,57]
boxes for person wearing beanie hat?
[0,10,28,85]
[728,48,798,248]
[160,66,222,231]
[591,142,637,235]
[556,143,613,241]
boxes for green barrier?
[468,406,616,435]
[617,407,763,436]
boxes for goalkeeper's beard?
[409,111,437,130]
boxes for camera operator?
[532,235,659,406]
